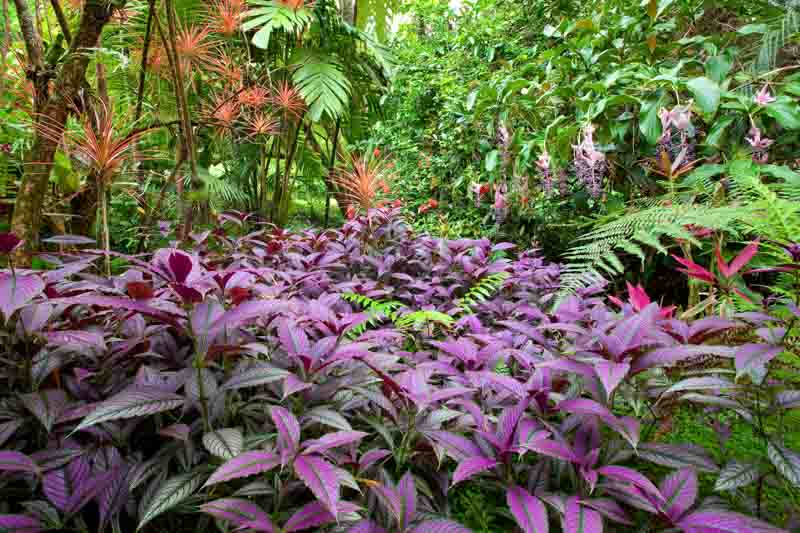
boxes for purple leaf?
[0,420,23,447]
[398,471,417,529]
[200,498,276,532]
[159,423,191,441]
[0,514,43,533]
[168,251,194,283]
[597,466,663,504]
[637,443,719,473]
[594,361,629,397]
[293,454,340,516]
[0,273,45,322]
[279,320,311,355]
[425,431,484,461]
[98,464,131,528]
[358,449,391,472]
[677,510,786,533]
[735,344,783,378]
[564,497,602,533]
[507,485,549,533]
[767,442,800,487]
[211,300,288,336]
[524,439,577,463]
[452,457,499,486]
[715,460,759,492]
[204,451,281,486]
[75,386,184,432]
[20,389,67,433]
[221,365,290,391]
[632,345,735,374]
[271,406,301,457]
[285,501,359,532]
[658,468,697,521]
[302,431,368,455]
[0,451,38,474]
[43,455,91,512]
[408,520,473,533]
[580,499,633,526]
[347,520,388,533]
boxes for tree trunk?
[11,0,122,265]
[304,121,349,218]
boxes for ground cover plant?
[0,207,798,532]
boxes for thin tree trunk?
[137,150,185,253]
[11,0,123,265]
[49,0,71,43]
[156,0,199,238]
[304,120,348,221]
[325,118,341,226]
[99,180,110,276]
[276,116,304,225]
[1,0,11,95]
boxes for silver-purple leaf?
[767,442,800,487]
[293,454,340,516]
[0,451,39,474]
[74,386,184,432]
[200,498,276,532]
[0,514,44,533]
[715,460,759,492]
[507,485,548,533]
[452,457,498,486]
[407,519,473,533]
[271,406,301,455]
[204,450,281,486]
[658,468,697,521]
[563,497,602,533]
[20,389,67,433]
[284,501,360,532]
[302,430,368,456]
[202,427,244,460]
[0,273,45,322]
[138,471,204,530]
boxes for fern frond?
[457,272,509,313]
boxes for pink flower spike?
[754,85,775,106]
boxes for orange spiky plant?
[204,92,241,138]
[34,98,157,274]
[173,22,217,81]
[269,81,306,119]
[205,0,246,37]
[277,0,315,10]
[245,113,280,137]
[238,85,270,108]
[208,50,244,87]
[332,152,395,212]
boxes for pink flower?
[754,85,775,106]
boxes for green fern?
[556,159,800,306]
[457,272,510,313]
[752,6,800,74]
[342,292,454,336]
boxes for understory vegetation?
[2,0,800,531]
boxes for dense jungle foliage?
[1,0,800,531]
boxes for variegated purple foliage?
[0,207,793,532]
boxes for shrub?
[0,208,795,532]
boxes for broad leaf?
[767,442,800,487]
[507,485,548,533]
[204,451,281,486]
[202,428,244,460]
[293,454,340,516]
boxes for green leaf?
[639,95,666,145]
[466,89,479,112]
[705,54,733,84]
[765,102,800,129]
[738,23,768,35]
[705,117,734,148]
[291,52,351,121]
[687,77,721,115]
[138,472,205,530]
[485,150,500,172]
